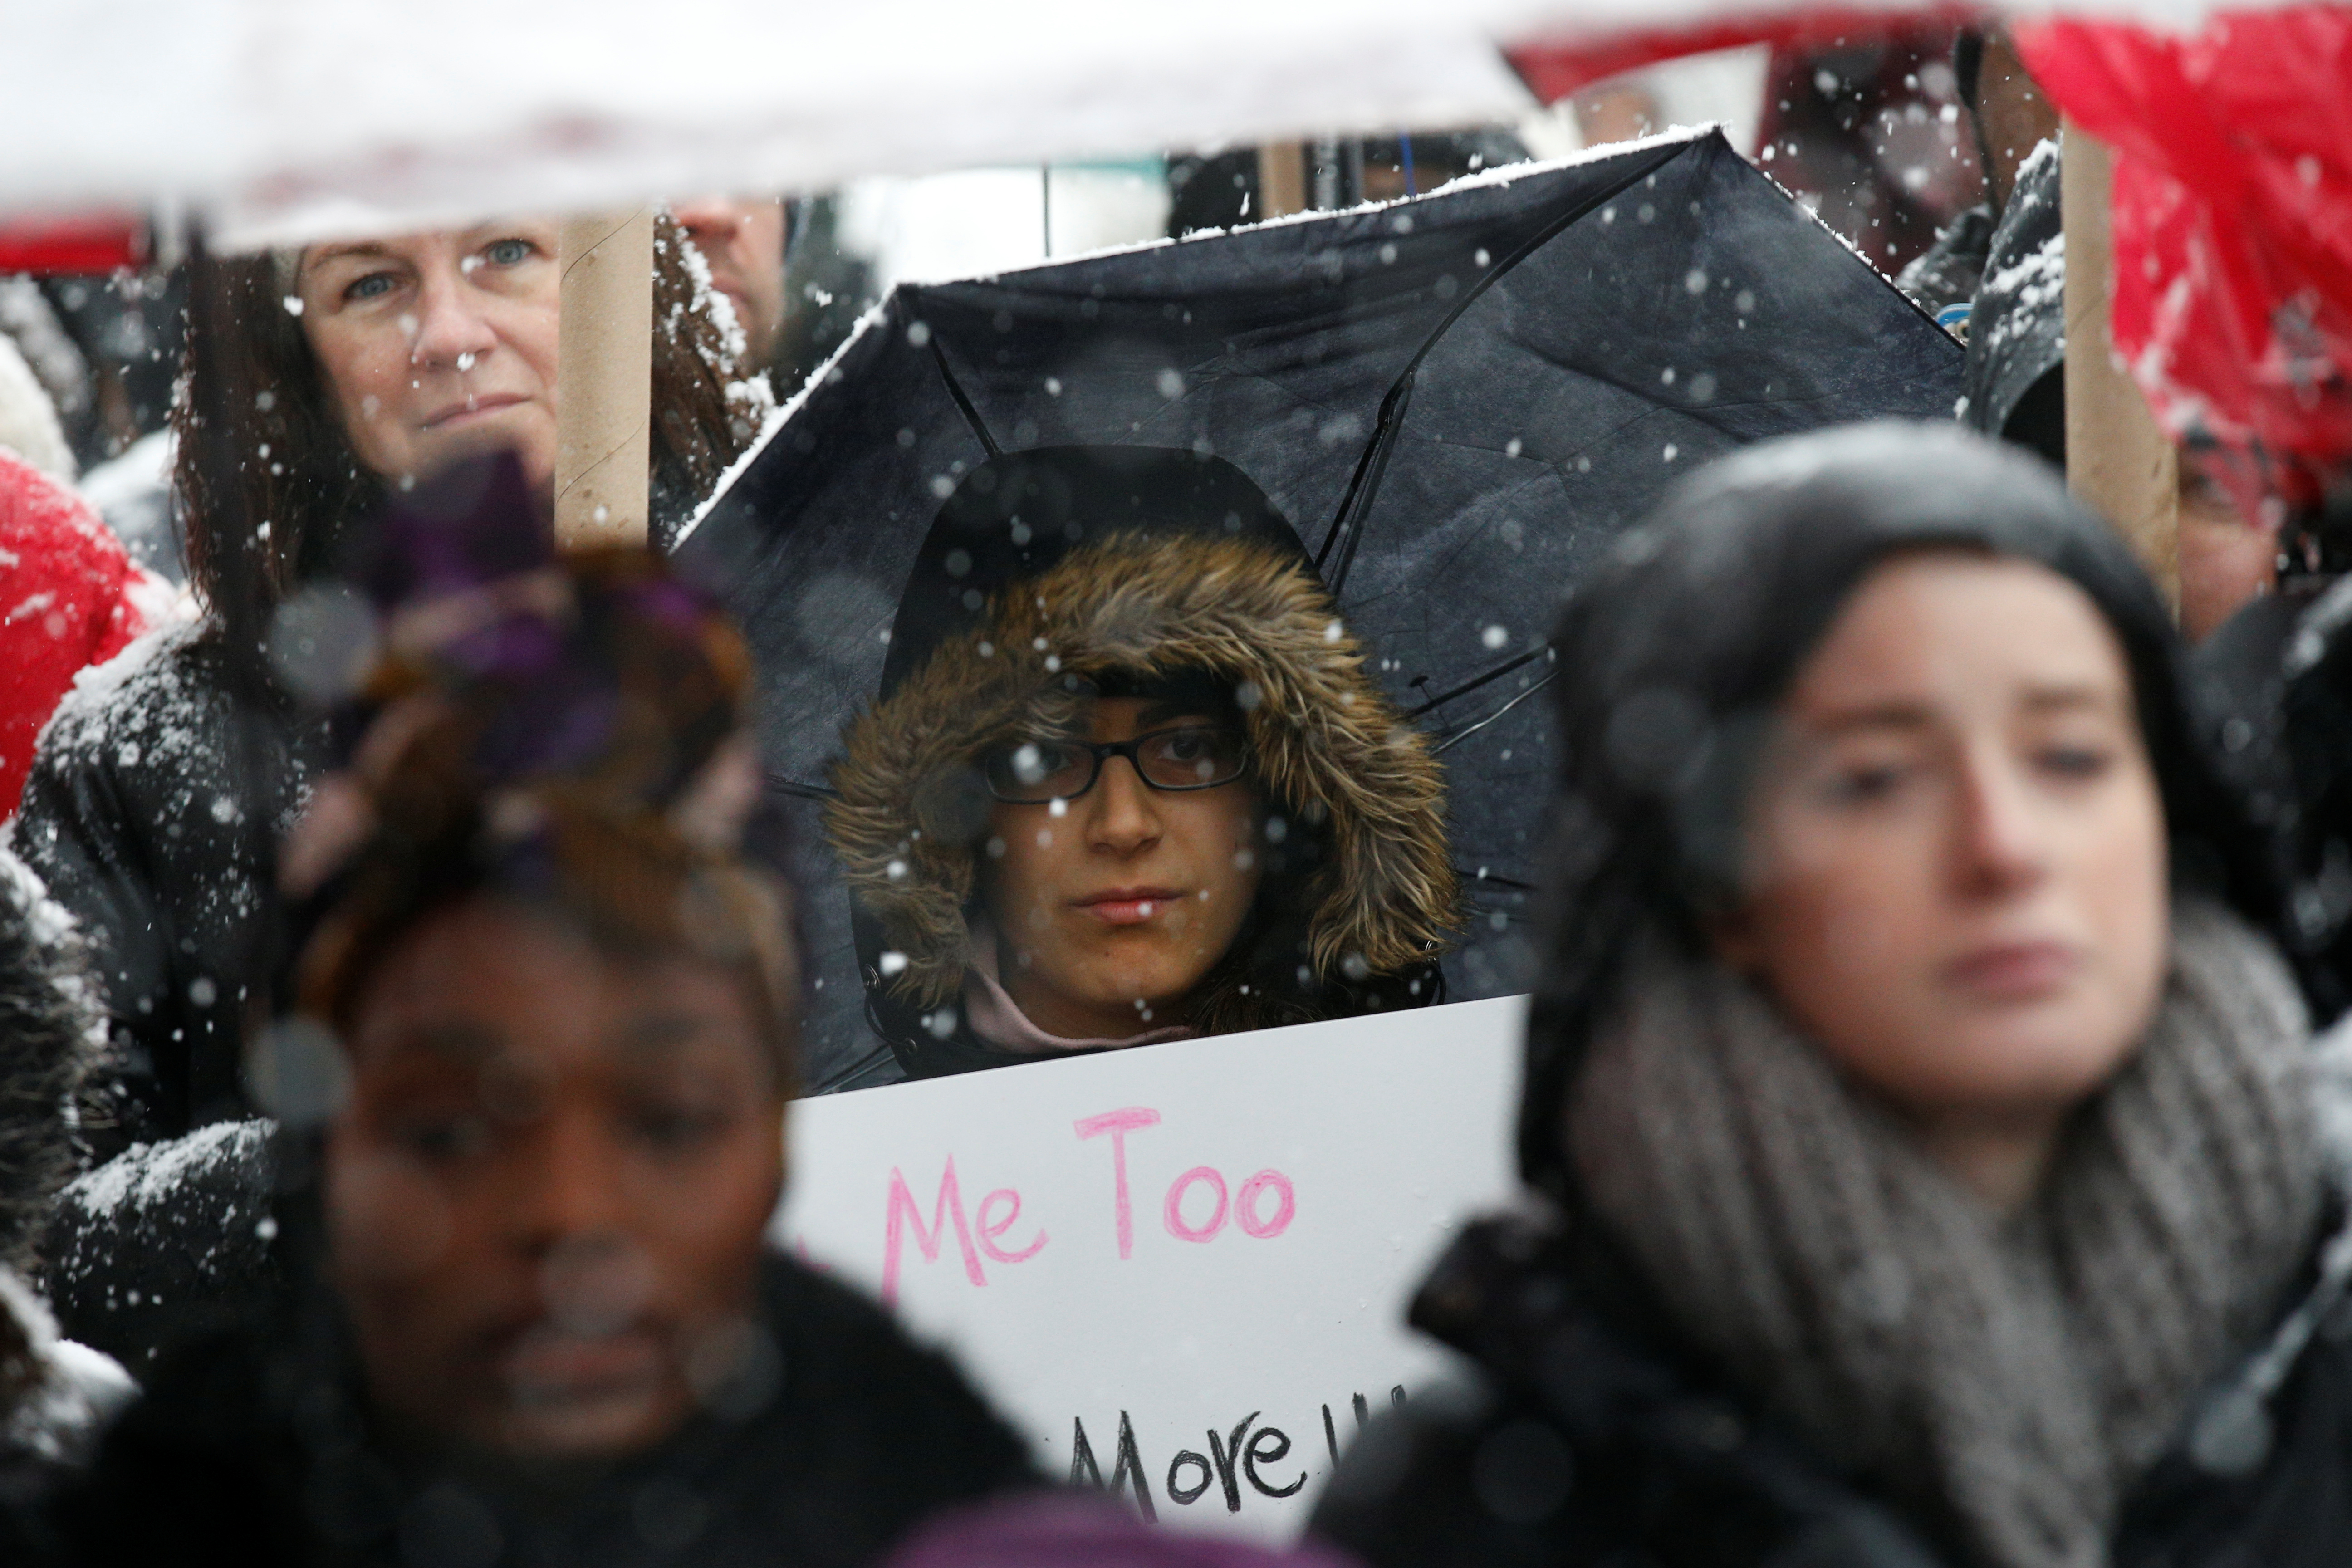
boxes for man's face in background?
[674,197,789,372]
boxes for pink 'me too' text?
[880,1106,1297,1301]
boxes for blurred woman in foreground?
[1314,424,2352,1566]
[20,456,1033,1565]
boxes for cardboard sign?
[774,995,1525,1539]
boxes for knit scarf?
[1566,898,2323,1568]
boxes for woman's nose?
[511,1111,630,1251]
[1951,750,2049,896]
[407,266,501,370]
[1085,758,1163,852]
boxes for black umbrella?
[680,127,1962,1091]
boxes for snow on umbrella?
[681,127,1961,1091]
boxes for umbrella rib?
[1408,643,1553,717]
[1316,139,1691,597]
[928,336,1003,459]
[766,774,842,803]
[1430,666,1557,755]
[813,1040,901,1094]
[1459,866,1539,892]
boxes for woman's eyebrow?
[383,1020,501,1064]
[1807,700,1936,737]
[2019,681,2123,714]
[304,241,396,271]
[613,1011,716,1058]
[1135,702,1217,728]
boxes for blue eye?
[344,272,395,303]
[483,238,533,266]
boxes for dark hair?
[1520,422,2276,1201]
[276,466,798,1088]
[173,213,760,674]
[1953,29,1985,110]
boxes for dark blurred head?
[270,464,794,1463]
[1525,422,2269,1198]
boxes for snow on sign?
[774,995,1524,1539]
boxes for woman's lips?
[421,393,529,432]
[1943,940,2081,1001]
[496,1322,665,1397]
[1074,887,1184,926]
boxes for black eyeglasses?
[982,725,1250,804]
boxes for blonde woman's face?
[298,223,561,491]
[1715,553,2169,1146]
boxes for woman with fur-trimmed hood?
[828,446,1460,1078]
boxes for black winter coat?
[10,627,322,1152]
[17,1251,1039,1567]
[2191,577,2352,1021]
[1311,1207,2352,1568]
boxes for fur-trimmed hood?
[0,847,100,1274]
[827,531,1460,1034]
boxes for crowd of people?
[0,14,2347,1568]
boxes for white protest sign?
[775,995,1525,1539]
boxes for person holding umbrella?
[1313,423,2352,1566]
[825,446,1460,1077]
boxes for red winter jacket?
[0,451,162,818]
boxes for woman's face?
[1716,553,2169,1181]
[326,897,784,1462]
[298,223,561,492]
[985,696,1263,1040]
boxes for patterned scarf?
[1567,898,2323,1568]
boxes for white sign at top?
[775,995,1526,1539]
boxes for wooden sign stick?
[2061,126,2179,607]
[554,208,653,549]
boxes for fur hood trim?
[0,848,101,1273]
[827,532,1460,1013]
